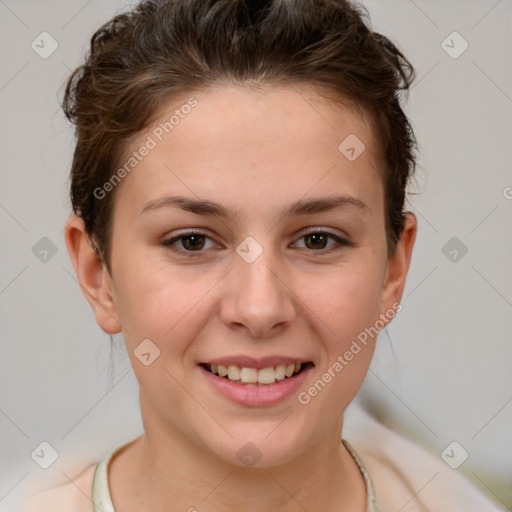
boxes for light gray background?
[1,0,511,510]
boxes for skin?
[65,84,417,512]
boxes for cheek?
[298,269,382,408]
[298,263,384,343]
[113,260,223,347]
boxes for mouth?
[199,361,315,386]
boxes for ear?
[64,215,122,334]
[379,212,417,320]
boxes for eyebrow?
[140,194,369,219]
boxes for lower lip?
[199,365,313,406]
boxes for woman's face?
[73,85,415,467]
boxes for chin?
[206,430,305,469]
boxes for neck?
[109,397,367,512]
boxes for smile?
[198,359,315,406]
[202,362,314,385]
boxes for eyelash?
[160,229,354,257]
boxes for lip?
[199,362,314,407]
[203,356,311,370]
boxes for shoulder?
[344,405,504,512]
[19,464,96,512]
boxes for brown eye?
[181,234,206,251]
[161,231,217,255]
[304,232,329,250]
[293,230,353,253]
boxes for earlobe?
[64,215,122,335]
[379,212,418,319]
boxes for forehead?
[114,84,383,221]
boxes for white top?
[19,405,506,511]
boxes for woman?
[20,0,504,510]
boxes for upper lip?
[201,356,313,369]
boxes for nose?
[219,249,297,338]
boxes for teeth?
[240,367,258,383]
[227,365,240,380]
[285,363,295,377]
[257,367,276,384]
[207,362,305,385]
[275,364,286,380]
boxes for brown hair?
[63,0,417,272]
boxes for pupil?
[307,233,326,249]
[183,234,205,250]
